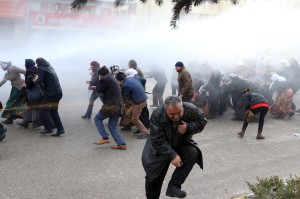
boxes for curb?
[231,193,253,199]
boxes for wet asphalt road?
[0,88,300,199]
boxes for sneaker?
[137,132,149,139]
[94,139,110,145]
[166,185,187,198]
[81,115,90,119]
[111,145,127,150]
[17,121,29,129]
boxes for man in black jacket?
[35,57,65,136]
[142,95,207,199]
[93,66,127,149]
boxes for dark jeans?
[83,91,103,118]
[41,98,64,132]
[152,82,166,107]
[145,145,198,199]
[242,106,268,132]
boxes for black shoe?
[133,129,141,135]
[51,130,65,137]
[136,132,149,139]
[0,128,7,142]
[231,117,244,121]
[81,116,90,119]
[166,185,187,198]
[121,126,131,131]
[1,119,13,124]
[40,129,53,135]
[17,121,29,129]
[276,114,284,119]
[288,112,295,119]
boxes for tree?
[71,0,237,28]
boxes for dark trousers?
[152,82,166,107]
[41,98,64,132]
[242,106,268,132]
[208,91,220,117]
[145,146,198,199]
[83,91,103,118]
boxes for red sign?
[0,0,27,19]
[29,11,115,29]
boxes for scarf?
[0,61,12,71]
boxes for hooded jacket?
[36,58,62,101]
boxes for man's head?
[164,95,184,122]
[110,64,121,75]
[90,61,100,72]
[25,59,35,69]
[36,57,49,67]
[175,61,184,72]
[115,71,127,85]
[98,66,109,79]
[128,59,137,69]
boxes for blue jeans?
[84,91,103,118]
[94,112,126,145]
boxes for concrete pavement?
[0,89,299,199]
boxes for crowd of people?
[0,56,300,198]
[0,58,64,138]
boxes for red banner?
[0,0,27,19]
[29,11,115,29]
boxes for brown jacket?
[0,66,26,91]
[178,68,194,97]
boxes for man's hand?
[178,121,187,134]
[171,155,183,167]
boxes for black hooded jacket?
[36,58,62,101]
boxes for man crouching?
[142,95,207,199]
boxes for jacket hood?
[36,57,50,67]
